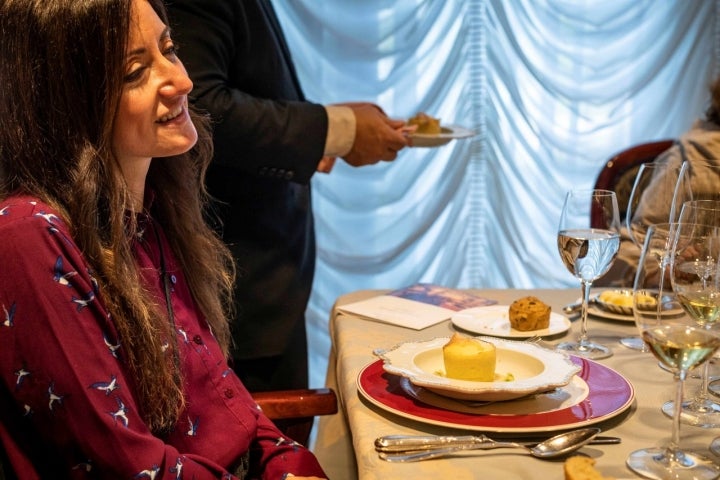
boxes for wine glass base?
[627,447,720,480]
[556,340,612,360]
[709,378,720,399]
[711,437,720,456]
[662,400,720,428]
[619,336,647,351]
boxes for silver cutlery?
[378,428,601,462]
[375,432,620,453]
[562,297,601,316]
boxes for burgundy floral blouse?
[0,195,326,479]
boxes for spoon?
[378,427,600,462]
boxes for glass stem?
[578,280,592,348]
[668,369,686,462]
[694,358,711,406]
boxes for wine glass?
[678,199,720,226]
[557,189,621,359]
[620,161,691,350]
[627,162,690,244]
[627,222,720,480]
[661,201,720,428]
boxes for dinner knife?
[374,434,620,453]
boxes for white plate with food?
[451,305,571,338]
[410,125,475,147]
[357,355,634,433]
[374,336,580,402]
[587,290,684,323]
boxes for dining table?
[313,288,720,480]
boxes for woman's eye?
[124,66,145,84]
[163,41,179,59]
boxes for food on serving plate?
[407,112,441,134]
[564,455,615,480]
[442,333,496,381]
[598,289,656,309]
[508,296,551,331]
[598,290,632,307]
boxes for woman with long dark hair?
[0,0,326,478]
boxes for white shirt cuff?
[324,105,356,157]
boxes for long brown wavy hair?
[0,0,235,433]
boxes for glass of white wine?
[661,206,720,428]
[627,222,720,480]
[556,189,621,359]
[620,161,690,350]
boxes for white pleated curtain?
[274,0,720,388]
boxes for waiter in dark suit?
[167,0,409,392]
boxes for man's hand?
[316,156,337,173]
[341,103,409,166]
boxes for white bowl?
[375,337,580,402]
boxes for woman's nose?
[159,61,193,97]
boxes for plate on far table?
[588,291,685,323]
[356,355,634,433]
[410,125,475,147]
[451,305,571,338]
[587,303,635,323]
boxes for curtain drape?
[274,0,720,388]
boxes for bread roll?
[442,333,496,381]
[508,296,551,331]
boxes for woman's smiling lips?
[157,104,186,124]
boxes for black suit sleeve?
[167,0,328,184]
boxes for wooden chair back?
[591,139,675,228]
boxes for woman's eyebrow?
[127,26,171,57]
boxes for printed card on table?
[337,283,497,330]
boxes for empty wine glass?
[627,162,690,244]
[557,189,621,359]
[620,161,690,350]
[662,201,720,427]
[627,222,720,480]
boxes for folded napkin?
[337,284,496,330]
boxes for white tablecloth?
[314,289,720,479]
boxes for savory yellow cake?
[442,333,496,381]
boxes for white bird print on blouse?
[33,212,60,225]
[169,457,184,479]
[53,256,77,287]
[186,416,199,436]
[3,302,16,327]
[109,397,129,428]
[89,375,119,396]
[134,465,160,479]
[71,291,95,311]
[0,206,9,216]
[103,335,121,358]
[14,367,30,388]
[47,382,65,411]
[177,327,189,343]
[72,461,92,472]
